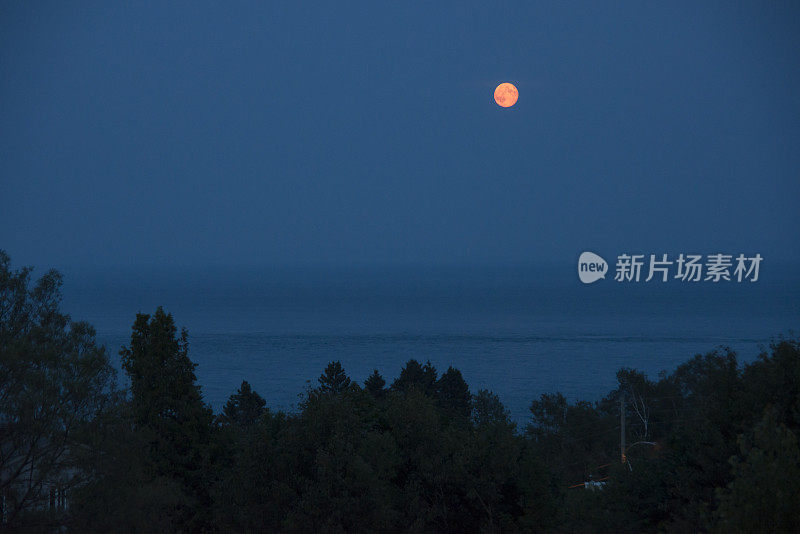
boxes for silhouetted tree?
[473,389,511,428]
[436,366,471,421]
[364,369,387,398]
[0,251,115,528]
[221,380,266,427]
[317,360,352,394]
[120,307,214,530]
[391,359,437,395]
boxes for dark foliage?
[3,252,799,532]
[0,252,115,530]
[220,380,266,428]
[364,369,387,398]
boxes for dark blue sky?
[2,1,799,268]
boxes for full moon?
[494,82,518,108]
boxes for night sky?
[2,1,799,268]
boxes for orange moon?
[494,82,518,108]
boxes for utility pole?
[620,394,626,464]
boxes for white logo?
[578,252,608,284]
[577,251,763,284]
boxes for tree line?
[1,251,799,532]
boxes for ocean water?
[58,263,800,424]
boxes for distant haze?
[2,1,799,269]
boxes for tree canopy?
[3,251,799,532]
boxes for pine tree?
[318,360,352,394]
[364,369,387,398]
[436,366,472,421]
[391,359,437,395]
[120,307,214,529]
[221,380,266,427]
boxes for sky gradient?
[2,1,799,268]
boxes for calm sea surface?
[59,264,800,423]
